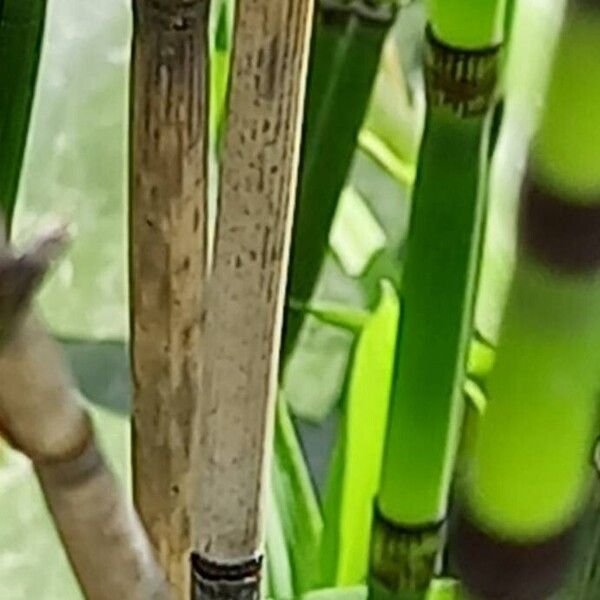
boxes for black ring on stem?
[190,553,263,600]
[369,503,446,593]
[424,24,501,118]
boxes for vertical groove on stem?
[130,1,210,595]
[194,0,314,583]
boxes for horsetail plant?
[371,1,507,597]
[453,2,600,598]
[0,0,47,235]
[129,0,210,594]
[193,1,314,597]
[283,0,403,361]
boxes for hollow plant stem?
[452,3,600,598]
[0,0,47,235]
[129,1,210,595]
[371,2,506,597]
[282,0,399,362]
[192,0,314,597]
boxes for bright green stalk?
[282,0,399,362]
[209,0,233,157]
[320,282,399,587]
[427,0,505,48]
[504,0,517,41]
[453,4,600,599]
[0,0,47,235]
[377,110,491,525]
[371,2,505,597]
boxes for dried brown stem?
[129,1,210,595]
[195,0,314,572]
[0,227,169,600]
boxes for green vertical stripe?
[0,0,47,233]
[378,108,490,524]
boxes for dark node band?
[519,176,600,274]
[191,554,262,600]
[369,504,445,593]
[450,505,578,600]
[424,24,500,118]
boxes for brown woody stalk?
[129,0,210,596]
[193,0,314,596]
[0,225,169,600]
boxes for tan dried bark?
[0,225,169,600]
[196,0,314,563]
[129,1,210,595]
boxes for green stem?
[283,0,397,362]
[378,106,491,526]
[427,0,507,48]
[0,0,47,235]
[372,7,504,596]
[453,4,600,599]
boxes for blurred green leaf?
[321,281,400,586]
[283,316,354,422]
[358,129,415,187]
[266,481,295,600]
[426,579,462,600]
[289,299,369,333]
[466,335,495,384]
[284,150,409,425]
[300,586,367,600]
[271,398,324,594]
[330,187,387,278]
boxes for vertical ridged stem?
[193,0,313,596]
[130,1,210,595]
[453,3,600,598]
[282,0,397,362]
[371,19,501,599]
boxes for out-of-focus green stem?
[427,0,506,48]
[282,0,398,362]
[453,4,600,599]
[504,0,517,42]
[0,0,47,235]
